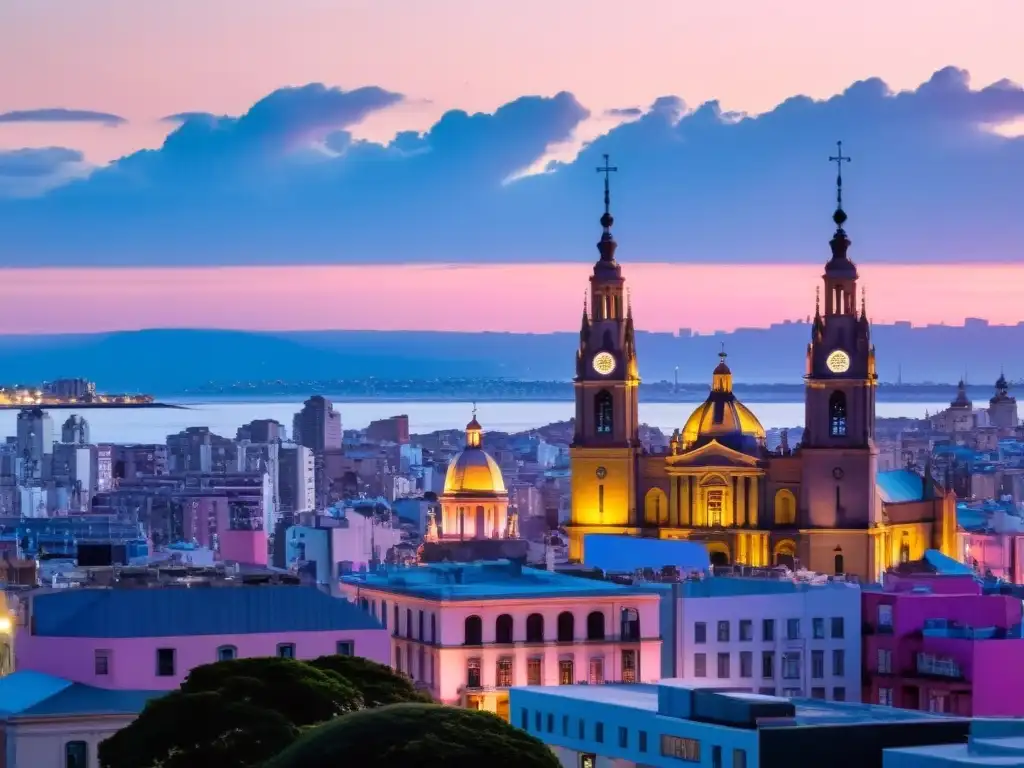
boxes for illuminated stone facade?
[568,164,958,581]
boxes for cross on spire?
[596,153,618,219]
[829,140,851,211]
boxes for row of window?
[694,616,845,644]
[518,708,750,768]
[463,609,641,646]
[361,598,439,642]
[94,641,355,677]
[464,650,639,688]
[691,649,845,680]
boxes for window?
[717,620,730,642]
[759,687,776,696]
[430,613,436,643]
[393,605,399,635]
[833,687,847,701]
[579,719,585,739]
[464,615,483,645]
[878,648,892,674]
[526,613,544,643]
[733,748,748,768]
[496,657,513,687]
[786,618,800,640]
[662,735,702,762]
[812,650,824,679]
[813,618,825,639]
[831,617,845,638]
[277,643,295,659]
[712,744,723,768]
[782,652,801,679]
[762,618,775,641]
[418,610,424,640]
[65,741,88,768]
[559,658,574,685]
[217,645,237,662]
[639,730,648,753]
[762,651,774,678]
[557,611,575,642]
[466,658,481,688]
[740,651,752,678]
[811,687,826,700]
[879,687,893,706]
[694,622,707,644]
[878,604,893,629]
[395,646,402,673]
[621,607,641,641]
[595,390,614,434]
[94,649,110,676]
[717,652,731,678]
[527,657,542,686]
[782,687,801,697]
[562,715,569,736]
[929,693,948,713]
[381,600,387,628]
[546,713,554,733]
[520,709,528,729]
[496,613,514,644]
[739,620,753,641]
[586,611,606,641]
[707,490,724,526]
[622,649,638,683]
[829,391,847,437]
[406,608,413,639]
[588,656,605,684]
[832,649,845,676]
[694,653,707,677]
[618,726,628,748]
[156,648,175,677]
[595,722,604,743]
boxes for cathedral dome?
[442,413,507,497]
[680,353,766,453]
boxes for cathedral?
[568,151,958,582]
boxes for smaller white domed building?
[440,413,513,540]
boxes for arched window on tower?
[829,391,847,437]
[900,533,910,564]
[834,547,844,575]
[595,390,614,435]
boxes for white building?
[15,408,53,481]
[279,444,315,514]
[672,576,862,702]
[511,681,975,768]
[340,560,662,720]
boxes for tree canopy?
[264,702,562,768]
[98,656,420,768]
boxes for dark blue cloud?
[0,108,126,126]
[0,147,83,178]
[0,67,1022,265]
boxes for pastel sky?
[0,0,1023,334]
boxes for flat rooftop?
[514,680,967,729]
[342,560,657,601]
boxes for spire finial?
[719,342,727,362]
[815,285,821,315]
[596,153,618,232]
[829,140,851,229]
[860,285,867,318]
[472,401,477,421]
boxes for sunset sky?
[0,0,1022,334]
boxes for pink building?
[862,552,1024,717]
[16,584,390,690]
[340,560,662,721]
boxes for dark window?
[277,643,295,659]
[717,652,730,678]
[405,608,412,639]
[713,745,723,768]
[595,390,614,435]
[832,649,845,676]
[717,620,730,642]
[812,650,824,678]
[694,653,707,677]
[835,551,845,575]
[733,748,747,768]
[740,651,753,678]
[621,607,640,641]
[831,617,845,638]
[495,613,514,644]
[381,600,387,628]
[520,709,528,729]
[557,611,575,642]
[812,687,826,700]
[694,622,707,644]
[813,618,825,639]
[639,730,648,753]
[546,713,554,733]
[595,722,604,743]
[739,620,753,641]
[562,714,569,735]
[156,648,175,677]
[65,741,88,768]
[464,615,483,645]
[526,613,545,643]
[217,645,237,662]
[393,605,399,635]
[527,657,542,685]
[430,613,437,643]
[762,651,774,678]
[336,641,354,656]
[359,597,369,611]
[418,610,424,640]
[762,618,775,641]
[586,611,605,641]
[467,658,481,687]
[829,391,847,437]
[833,686,847,701]
[787,618,800,640]
[94,649,110,676]
[578,719,585,739]
[618,726,628,748]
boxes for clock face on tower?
[826,349,851,374]
[592,352,616,376]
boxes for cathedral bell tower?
[568,154,640,561]
[801,142,880,572]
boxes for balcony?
[915,653,963,680]
[457,634,655,649]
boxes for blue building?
[511,680,973,768]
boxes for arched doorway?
[773,539,796,569]
[644,488,669,526]
[706,542,731,568]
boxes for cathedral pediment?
[666,439,763,470]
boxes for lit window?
[277,643,295,659]
[217,645,237,662]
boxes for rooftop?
[878,468,938,504]
[342,560,656,601]
[29,584,383,638]
[0,670,161,720]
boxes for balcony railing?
[454,634,655,649]
[916,653,963,680]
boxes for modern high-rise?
[292,396,342,453]
[61,414,90,445]
[280,444,316,514]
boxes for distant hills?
[0,321,1017,394]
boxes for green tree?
[98,658,360,768]
[264,702,562,768]
[308,654,430,707]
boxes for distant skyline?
[0,1,1022,332]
